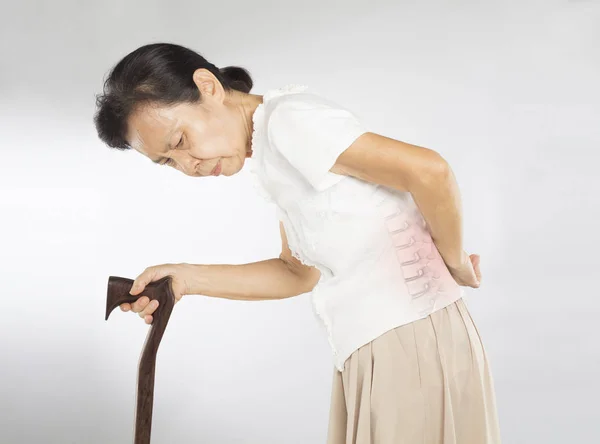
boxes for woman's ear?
[192,68,224,103]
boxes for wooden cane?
[105,275,176,444]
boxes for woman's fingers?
[127,295,160,316]
[130,264,176,295]
[138,299,159,325]
[471,254,482,285]
[125,263,180,323]
[129,268,155,295]
[119,295,159,324]
[138,299,159,318]
[130,296,149,312]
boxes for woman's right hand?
[121,263,196,324]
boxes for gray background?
[1,0,599,443]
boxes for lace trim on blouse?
[248,84,340,364]
[248,84,310,202]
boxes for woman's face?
[126,69,260,177]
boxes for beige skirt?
[326,298,501,444]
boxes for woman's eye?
[162,136,184,166]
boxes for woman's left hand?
[446,251,482,288]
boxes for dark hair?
[93,43,253,151]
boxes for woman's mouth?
[211,160,221,176]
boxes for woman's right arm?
[123,222,321,323]
[191,221,321,301]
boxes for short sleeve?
[266,92,369,192]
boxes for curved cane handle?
[105,275,176,444]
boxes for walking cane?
[105,275,176,444]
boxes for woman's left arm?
[331,132,466,270]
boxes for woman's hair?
[93,42,253,151]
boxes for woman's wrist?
[442,249,469,271]
[183,263,209,295]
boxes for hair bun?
[219,66,253,93]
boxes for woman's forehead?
[132,104,174,129]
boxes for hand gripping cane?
[105,275,176,444]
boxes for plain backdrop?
[1,1,599,443]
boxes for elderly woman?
[94,42,501,444]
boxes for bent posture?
[94,42,501,443]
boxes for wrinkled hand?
[120,263,195,324]
[447,252,482,288]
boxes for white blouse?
[248,84,465,372]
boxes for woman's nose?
[179,155,200,175]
